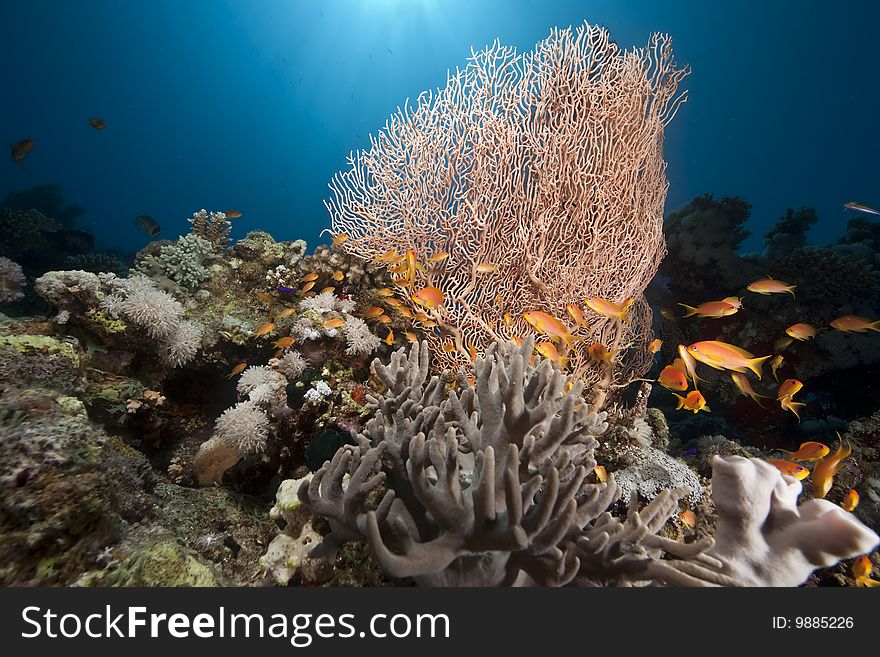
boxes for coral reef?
[188,209,231,251]
[134,233,214,290]
[325,23,688,405]
[0,256,26,303]
[294,338,877,586]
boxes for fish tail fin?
[703,404,711,413]
[677,303,698,317]
[673,393,685,410]
[870,320,880,333]
[749,393,766,408]
[560,356,569,369]
[748,355,772,379]
[787,285,797,298]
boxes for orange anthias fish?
[673,390,710,414]
[332,270,345,282]
[746,277,796,297]
[254,322,276,337]
[648,338,663,353]
[786,323,817,341]
[384,329,395,345]
[374,248,399,264]
[427,251,449,264]
[852,556,880,587]
[362,306,386,319]
[830,315,880,333]
[475,262,498,273]
[319,286,336,295]
[272,336,295,348]
[778,441,829,462]
[376,288,396,297]
[841,489,859,512]
[10,139,34,165]
[812,440,852,499]
[88,117,106,130]
[780,396,806,421]
[404,331,418,343]
[587,342,616,365]
[226,362,247,379]
[658,364,688,391]
[730,371,769,406]
[523,311,578,350]
[323,318,346,329]
[593,466,607,483]
[224,210,242,219]
[679,509,696,531]
[332,233,349,247]
[536,341,569,368]
[276,307,295,320]
[301,272,319,282]
[766,459,810,480]
[376,314,393,324]
[769,354,784,381]
[677,344,705,387]
[677,300,738,318]
[584,296,634,322]
[566,304,588,328]
[301,281,316,293]
[686,341,771,378]
[468,342,478,363]
[412,286,444,309]
[255,291,274,304]
[776,378,803,400]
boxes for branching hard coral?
[134,233,214,290]
[294,338,878,586]
[324,22,688,403]
[188,209,231,251]
[0,256,26,303]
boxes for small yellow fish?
[301,273,319,282]
[566,304,588,328]
[658,364,688,391]
[374,248,399,263]
[323,318,346,329]
[677,300,738,318]
[255,291,274,304]
[301,281,316,293]
[273,336,296,348]
[677,344,705,387]
[414,311,429,322]
[427,251,449,264]
[852,556,880,587]
[747,277,796,297]
[523,311,578,351]
[593,466,607,483]
[686,341,771,378]
[774,336,794,352]
[377,288,396,297]
[812,439,851,499]
[362,306,386,319]
[730,371,769,406]
[841,489,859,512]
[777,378,803,400]
[384,329,395,345]
[786,323,817,341]
[830,315,880,333]
[226,362,247,379]
[332,233,349,247]
[587,342,615,364]
[648,338,663,353]
[673,390,710,414]
[769,354,784,381]
[475,262,498,273]
[319,286,336,295]
[468,342,478,363]
[421,320,437,328]
[396,307,413,319]
[503,312,514,328]
[332,270,345,281]
[276,307,295,320]
[412,286,445,309]
[404,331,418,343]
[778,441,829,462]
[442,341,456,353]
[766,459,810,480]
[254,322,276,337]
[385,298,404,308]
[584,296,634,321]
[679,509,696,530]
[376,314,393,324]
[535,341,569,368]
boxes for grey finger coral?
[295,338,879,586]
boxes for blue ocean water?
[1,0,878,254]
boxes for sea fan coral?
[324,22,688,409]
